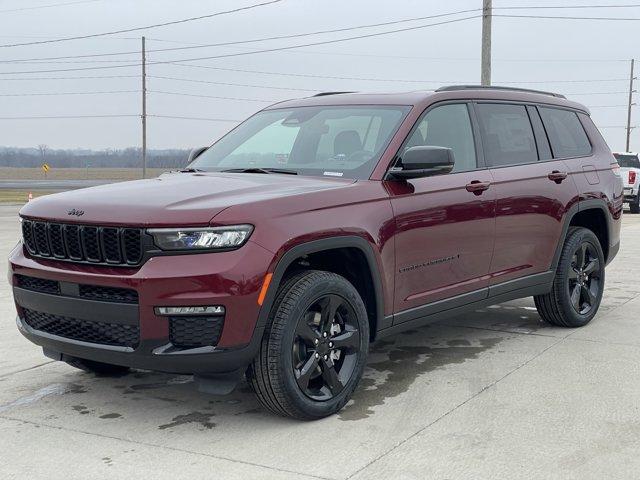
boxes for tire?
[64,357,131,376]
[247,270,370,420]
[630,197,640,214]
[534,227,605,328]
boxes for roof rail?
[436,85,566,99]
[313,91,356,97]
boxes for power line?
[495,14,640,20]
[494,3,640,9]
[0,15,481,74]
[0,9,481,63]
[148,75,318,92]
[149,114,240,122]
[165,62,451,84]
[0,114,138,120]
[0,0,282,48]
[149,90,273,102]
[0,0,100,14]
[0,90,138,97]
[0,74,139,81]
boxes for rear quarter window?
[538,107,592,158]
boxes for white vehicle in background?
[614,152,640,213]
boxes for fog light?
[155,306,225,316]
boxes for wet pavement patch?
[99,413,122,419]
[0,382,86,414]
[158,411,216,430]
[338,333,503,421]
[72,404,91,415]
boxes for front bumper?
[8,240,274,374]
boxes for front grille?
[22,219,144,266]
[79,284,138,304]
[16,275,59,294]
[169,316,224,349]
[23,308,139,348]
[15,275,138,304]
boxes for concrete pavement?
[1,204,640,479]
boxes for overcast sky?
[0,0,638,152]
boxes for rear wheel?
[630,196,640,214]
[534,227,605,327]
[247,270,369,420]
[64,357,130,376]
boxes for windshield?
[614,153,640,169]
[190,105,411,179]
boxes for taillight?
[629,170,637,184]
[611,162,621,176]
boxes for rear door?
[387,102,496,318]
[477,102,579,288]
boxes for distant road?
[0,179,115,190]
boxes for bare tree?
[37,144,49,160]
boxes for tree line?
[0,147,190,169]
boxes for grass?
[0,190,60,204]
[0,167,167,181]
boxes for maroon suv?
[9,86,623,419]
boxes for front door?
[387,103,496,319]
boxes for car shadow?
[11,300,565,430]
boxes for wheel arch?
[257,236,385,341]
[552,199,613,270]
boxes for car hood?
[20,172,356,226]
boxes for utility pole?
[481,0,492,86]
[141,36,147,179]
[626,58,636,152]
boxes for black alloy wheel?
[293,294,361,401]
[568,242,602,315]
[534,227,605,328]
[247,270,369,419]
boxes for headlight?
[147,225,253,251]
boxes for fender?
[550,198,614,270]
[255,235,386,336]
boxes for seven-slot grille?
[22,219,143,266]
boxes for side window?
[404,103,477,173]
[538,107,592,158]
[476,103,538,166]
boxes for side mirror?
[187,146,208,164]
[389,146,455,179]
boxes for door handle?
[465,180,491,195]
[548,170,568,184]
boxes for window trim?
[526,105,553,161]
[383,100,484,180]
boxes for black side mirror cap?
[389,146,455,180]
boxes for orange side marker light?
[257,273,273,306]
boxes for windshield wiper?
[178,167,205,173]
[221,167,298,175]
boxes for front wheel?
[534,227,605,327]
[247,270,369,420]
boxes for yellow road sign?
[42,163,50,173]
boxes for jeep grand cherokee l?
[9,85,622,419]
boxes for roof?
[264,85,589,114]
